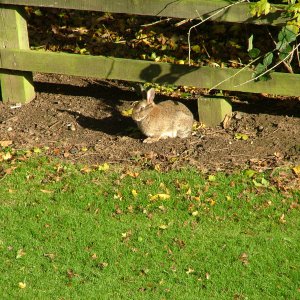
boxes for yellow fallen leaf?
[186,268,195,274]
[293,165,300,176]
[191,45,201,53]
[186,187,192,195]
[91,253,98,260]
[235,133,249,140]
[226,195,232,201]
[18,282,26,289]
[16,248,26,259]
[132,189,138,197]
[40,189,54,194]
[154,164,161,172]
[149,193,170,201]
[33,147,42,153]
[98,163,110,172]
[210,199,216,206]
[159,224,168,230]
[2,152,12,161]
[208,175,216,182]
[279,213,286,224]
[121,108,133,117]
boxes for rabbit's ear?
[147,88,155,103]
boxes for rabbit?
[132,88,194,143]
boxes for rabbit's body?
[132,88,194,143]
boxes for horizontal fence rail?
[1,49,300,97]
[0,0,288,25]
[0,1,298,103]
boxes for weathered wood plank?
[198,96,232,127]
[0,5,35,103]
[0,0,287,25]
[1,49,300,97]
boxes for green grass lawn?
[0,156,299,299]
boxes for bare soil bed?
[1,73,300,172]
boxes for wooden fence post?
[198,96,232,127]
[0,5,35,103]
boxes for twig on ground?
[175,19,191,27]
[141,18,172,27]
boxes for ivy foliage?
[249,0,299,80]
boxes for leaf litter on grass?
[0,155,299,299]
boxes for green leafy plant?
[249,0,299,81]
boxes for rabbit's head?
[132,88,156,122]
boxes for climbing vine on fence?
[249,0,299,80]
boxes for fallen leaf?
[121,108,133,117]
[149,193,170,201]
[235,133,249,140]
[186,187,192,195]
[67,269,79,279]
[253,178,269,188]
[81,166,92,174]
[208,175,216,182]
[0,140,13,147]
[279,213,286,224]
[222,114,232,129]
[40,189,54,194]
[209,199,216,206]
[154,164,161,172]
[126,171,139,178]
[91,253,98,260]
[191,45,201,53]
[33,147,42,153]
[98,163,110,172]
[132,189,138,197]
[293,165,300,176]
[159,224,168,230]
[4,166,17,175]
[239,252,249,266]
[18,282,26,289]
[2,152,12,161]
[16,249,26,259]
[98,262,108,269]
[44,253,55,260]
[244,169,256,178]
[186,268,195,274]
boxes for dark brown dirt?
[1,73,300,172]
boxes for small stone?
[257,125,264,132]
[67,123,76,131]
[70,147,78,154]
[234,112,243,120]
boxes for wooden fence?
[0,0,300,104]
